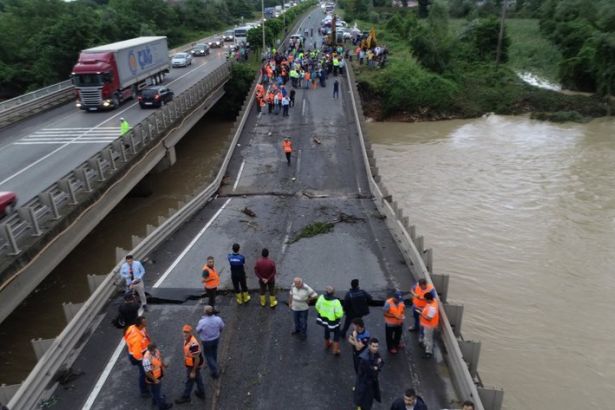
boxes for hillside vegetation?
[341,0,612,121]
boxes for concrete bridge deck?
[47,28,457,410]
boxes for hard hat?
[182,324,192,332]
[120,117,125,121]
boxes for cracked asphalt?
[48,8,458,410]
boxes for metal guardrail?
[0,32,232,129]
[345,67,501,408]
[5,62,259,410]
[0,62,232,275]
[0,80,73,113]
[4,8,325,408]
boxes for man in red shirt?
[254,248,277,308]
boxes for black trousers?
[259,279,276,296]
[205,288,217,307]
[385,324,402,350]
[231,272,248,293]
[285,152,291,165]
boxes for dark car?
[208,37,223,48]
[223,30,234,42]
[190,43,210,56]
[0,191,17,218]
[138,86,174,108]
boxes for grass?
[450,18,562,83]
[288,222,335,244]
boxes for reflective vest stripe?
[184,335,201,367]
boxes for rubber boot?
[332,341,341,356]
[235,293,244,305]
[269,295,278,308]
[260,295,267,307]
[324,340,332,349]
[242,292,251,303]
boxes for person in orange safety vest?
[124,316,151,397]
[383,291,405,354]
[282,137,293,166]
[202,256,220,308]
[174,324,205,404]
[143,343,172,410]
[417,292,440,358]
[409,278,435,333]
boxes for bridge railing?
[0,33,225,129]
[5,60,259,410]
[0,62,232,288]
[345,66,503,409]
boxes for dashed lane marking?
[82,197,232,410]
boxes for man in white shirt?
[288,277,318,340]
[120,255,147,310]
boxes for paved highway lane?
[47,9,455,410]
[0,46,229,204]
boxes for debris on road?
[313,137,321,144]
[241,207,256,217]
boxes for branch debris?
[241,207,256,217]
[288,212,365,244]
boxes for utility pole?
[495,0,507,66]
[261,0,266,51]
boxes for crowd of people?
[253,38,348,114]
[111,23,473,410]
[117,250,476,410]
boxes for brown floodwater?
[367,116,615,409]
[0,113,232,385]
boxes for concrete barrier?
[345,65,502,409]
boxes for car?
[138,86,174,108]
[208,38,223,48]
[190,44,209,56]
[172,52,193,67]
[0,191,17,218]
[223,30,234,42]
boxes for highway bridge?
[0,6,503,410]
[0,34,234,325]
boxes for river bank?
[348,10,611,122]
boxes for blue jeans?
[128,354,147,394]
[202,339,219,377]
[149,382,168,410]
[293,309,308,336]
[182,366,205,398]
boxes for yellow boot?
[235,293,244,305]
[269,295,278,308]
[260,295,267,307]
[242,292,251,303]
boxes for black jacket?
[344,288,373,318]
[390,396,428,410]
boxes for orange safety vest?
[282,140,292,153]
[419,299,440,329]
[144,349,163,382]
[304,72,310,81]
[383,298,405,326]
[183,335,202,367]
[412,283,434,309]
[267,92,274,104]
[202,265,220,289]
[124,325,150,360]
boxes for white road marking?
[296,149,302,174]
[301,100,306,116]
[232,160,245,192]
[281,220,293,255]
[82,197,232,409]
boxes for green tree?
[458,17,510,63]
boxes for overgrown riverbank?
[344,3,612,122]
